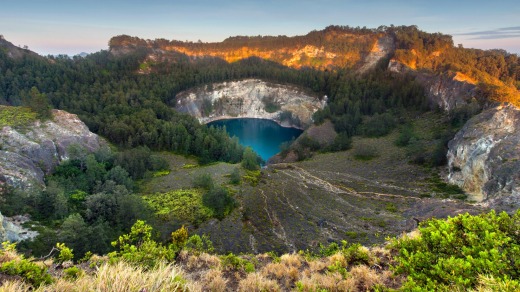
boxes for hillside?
[1,25,520,290]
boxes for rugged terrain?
[176,79,325,128]
[0,108,104,192]
[141,125,483,254]
[448,103,520,211]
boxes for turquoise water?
[208,118,303,161]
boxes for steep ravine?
[175,79,326,129]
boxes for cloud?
[456,26,520,40]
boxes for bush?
[361,113,396,137]
[241,147,260,171]
[298,135,321,151]
[391,210,520,290]
[353,142,379,160]
[395,124,416,147]
[193,173,214,190]
[202,186,235,220]
[229,167,241,185]
[0,259,54,287]
[63,266,82,279]
[327,133,352,151]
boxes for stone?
[0,109,104,192]
[447,103,520,211]
[176,79,326,128]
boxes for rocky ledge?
[447,103,520,211]
[0,109,104,191]
[175,79,326,129]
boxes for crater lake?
[207,118,303,162]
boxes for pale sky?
[1,0,519,55]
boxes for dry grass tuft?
[279,253,302,268]
[238,272,281,292]
[348,265,383,291]
[305,258,328,275]
[203,268,228,292]
[186,253,220,270]
[0,280,31,292]
[298,272,355,292]
[328,252,347,267]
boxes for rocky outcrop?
[176,79,326,128]
[358,36,395,73]
[0,109,104,191]
[447,104,520,210]
[0,212,38,242]
[389,60,481,111]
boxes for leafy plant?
[391,210,520,290]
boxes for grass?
[0,106,38,128]
[143,189,213,225]
[242,170,261,186]
[152,170,170,177]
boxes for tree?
[26,87,52,120]
[241,147,260,171]
[229,167,241,185]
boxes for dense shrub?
[391,210,520,290]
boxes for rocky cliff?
[447,104,520,211]
[0,109,104,191]
[0,212,38,242]
[388,60,481,111]
[176,79,326,128]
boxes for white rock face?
[447,104,520,210]
[175,79,326,128]
[0,109,104,191]
[0,212,38,242]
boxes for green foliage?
[428,174,466,199]
[360,113,397,137]
[0,259,54,287]
[395,124,416,147]
[144,189,213,225]
[25,87,52,120]
[110,220,176,268]
[0,105,38,128]
[192,173,214,190]
[353,142,379,161]
[202,186,235,220]
[152,170,170,177]
[221,253,255,273]
[63,266,82,279]
[184,234,215,254]
[242,170,261,186]
[326,132,352,151]
[385,203,398,213]
[171,225,189,248]
[391,210,520,290]
[241,147,261,171]
[56,242,74,263]
[229,167,241,185]
[0,243,53,286]
[298,135,321,151]
[262,95,281,113]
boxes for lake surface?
[208,118,303,161]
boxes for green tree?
[241,147,260,171]
[26,87,52,120]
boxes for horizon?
[1,0,519,56]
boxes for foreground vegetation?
[1,210,519,291]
